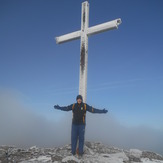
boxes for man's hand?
[54,105,60,110]
[103,109,108,113]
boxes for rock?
[125,149,142,162]
[0,142,163,163]
[130,149,142,158]
[142,151,163,161]
[51,155,63,162]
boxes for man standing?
[54,95,108,156]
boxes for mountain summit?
[0,142,163,163]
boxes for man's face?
[77,98,82,104]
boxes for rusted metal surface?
[82,4,86,31]
[55,1,122,102]
[80,42,85,74]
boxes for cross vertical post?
[79,1,89,103]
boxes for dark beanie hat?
[76,95,83,101]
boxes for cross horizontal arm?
[87,18,121,36]
[56,30,81,44]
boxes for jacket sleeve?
[58,104,73,111]
[86,104,104,113]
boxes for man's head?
[76,95,83,104]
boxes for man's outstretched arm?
[54,104,73,111]
[86,104,108,113]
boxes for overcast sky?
[0,0,163,155]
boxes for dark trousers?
[71,124,85,155]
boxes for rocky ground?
[0,142,163,163]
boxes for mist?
[0,90,162,155]
[86,113,163,155]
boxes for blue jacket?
[57,102,104,125]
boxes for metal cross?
[55,1,122,102]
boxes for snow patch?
[62,156,80,162]
[20,156,51,163]
[141,158,163,163]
